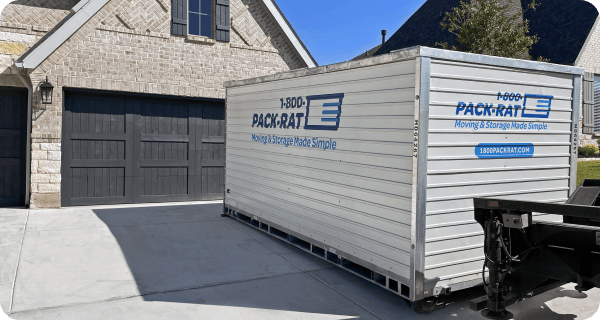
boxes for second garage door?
[61,91,225,206]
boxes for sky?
[276,0,427,66]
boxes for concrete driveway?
[0,202,599,319]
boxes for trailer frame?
[471,180,600,319]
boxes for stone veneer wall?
[18,0,307,208]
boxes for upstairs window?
[171,0,230,41]
[189,0,212,37]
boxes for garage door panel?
[198,167,225,200]
[71,167,125,199]
[63,95,130,206]
[72,98,126,134]
[0,166,18,206]
[63,95,131,206]
[64,173,130,206]
[138,101,194,202]
[63,91,223,206]
[63,97,128,205]
[0,167,5,198]
[202,106,225,135]
[202,167,224,195]
[0,136,20,158]
[200,105,225,199]
[142,103,189,135]
[141,142,188,161]
[139,167,189,196]
[71,140,125,160]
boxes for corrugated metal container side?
[224,46,584,302]
[423,57,580,296]
[225,54,419,296]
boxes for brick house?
[0,0,316,208]
[363,0,600,147]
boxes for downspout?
[13,62,32,208]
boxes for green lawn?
[577,160,600,186]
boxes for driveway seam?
[8,208,30,315]
[223,217,384,320]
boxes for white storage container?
[223,46,583,301]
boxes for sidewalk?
[0,202,598,319]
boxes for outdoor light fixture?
[40,76,54,104]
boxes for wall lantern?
[40,76,54,104]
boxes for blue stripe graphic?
[323,103,340,107]
[322,110,340,115]
[321,118,339,123]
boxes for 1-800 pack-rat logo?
[252,93,344,131]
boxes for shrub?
[579,144,599,157]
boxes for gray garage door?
[62,91,225,206]
[0,88,26,207]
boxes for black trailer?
[471,179,600,319]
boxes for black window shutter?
[216,0,230,42]
[583,72,595,134]
[172,0,188,36]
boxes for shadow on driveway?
[90,203,378,318]
[55,203,596,319]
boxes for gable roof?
[374,0,598,66]
[15,0,317,70]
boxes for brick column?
[29,73,62,208]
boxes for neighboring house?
[0,0,316,209]
[373,0,600,146]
